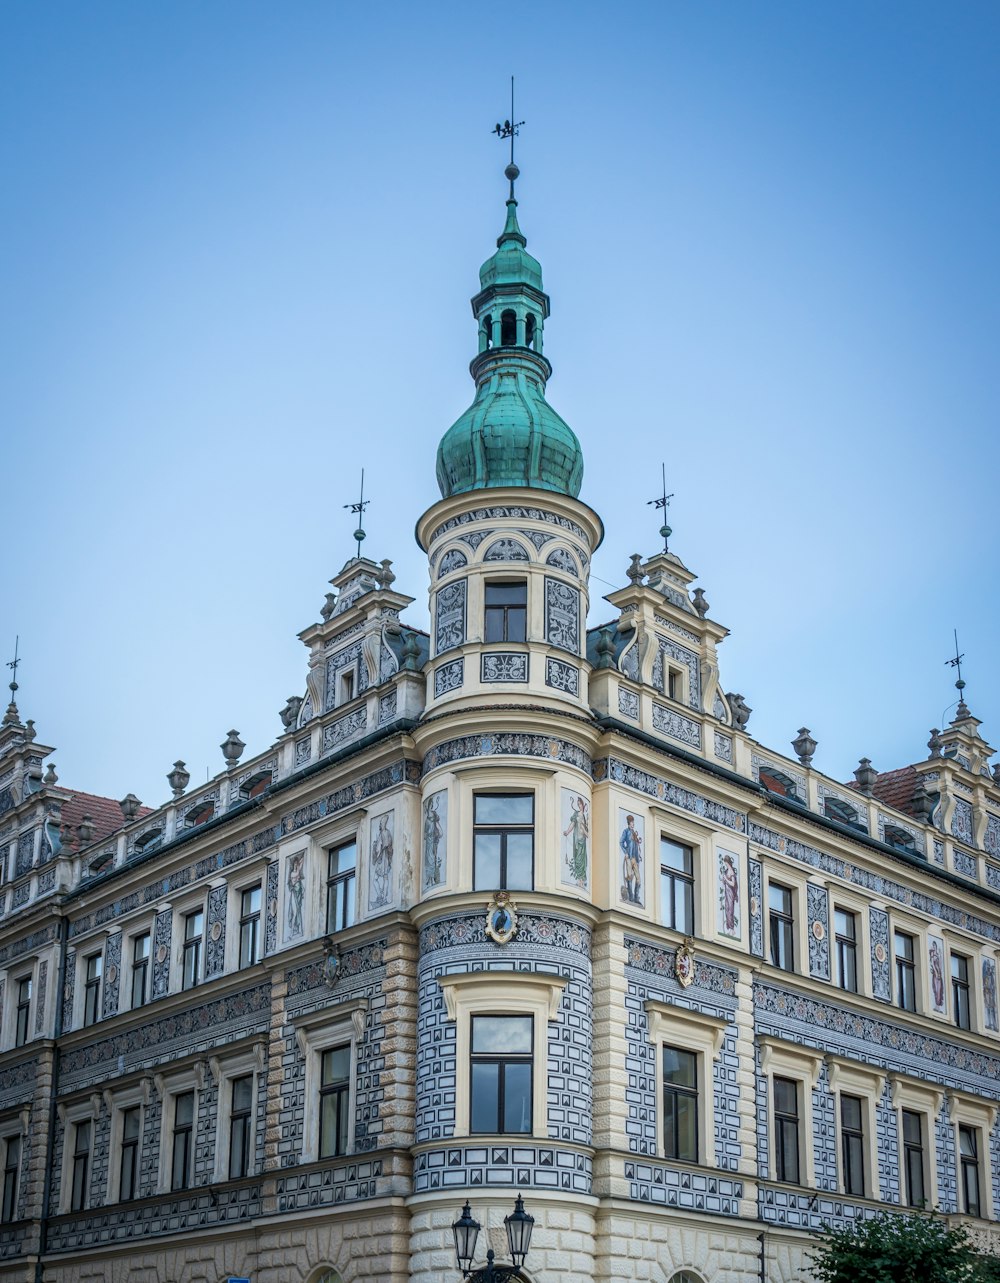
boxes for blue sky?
[3,1,998,806]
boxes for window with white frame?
[238,883,262,969]
[949,1093,996,1220]
[326,842,357,934]
[129,930,151,1010]
[768,883,795,972]
[951,951,972,1031]
[181,908,204,991]
[659,837,694,935]
[13,974,32,1048]
[0,1132,20,1223]
[760,1038,823,1188]
[472,793,534,891]
[894,929,918,1012]
[828,1058,884,1202]
[296,1004,367,1164]
[82,951,103,1026]
[890,1075,942,1214]
[155,1068,203,1195]
[834,908,858,993]
[210,1048,263,1182]
[437,972,567,1141]
[645,1001,725,1167]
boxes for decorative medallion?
[156,945,168,964]
[811,920,825,941]
[749,896,759,917]
[322,937,341,988]
[484,891,518,945]
[874,942,887,965]
[106,964,118,986]
[210,921,223,942]
[675,938,696,987]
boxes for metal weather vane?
[6,636,19,700]
[343,470,370,559]
[946,628,968,709]
[494,76,525,197]
[646,464,674,553]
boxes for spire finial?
[494,76,525,200]
[343,469,370,559]
[6,636,19,702]
[946,628,970,716]
[646,464,674,553]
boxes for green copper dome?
[436,190,584,499]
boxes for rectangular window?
[182,911,204,991]
[901,1108,926,1208]
[14,977,31,1048]
[473,794,534,891]
[470,1015,533,1135]
[895,931,916,1012]
[170,1092,195,1191]
[83,952,103,1026]
[228,1074,254,1179]
[119,1106,140,1201]
[339,669,355,704]
[768,884,794,972]
[834,909,858,992]
[319,1046,351,1158]
[952,953,971,1030]
[959,1124,981,1217]
[662,1045,698,1162]
[484,581,527,643]
[1,1136,19,1223]
[667,668,681,702]
[326,842,357,933]
[131,932,150,1009]
[70,1120,91,1212]
[840,1094,865,1196]
[774,1076,800,1184]
[239,885,262,968]
[659,838,694,935]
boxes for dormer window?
[185,802,215,829]
[500,310,517,346]
[824,797,866,832]
[884,825,917,855]
[240,771,272,802]
[134,829,162,854]
[87,852,114,878]
[759,769,801,803]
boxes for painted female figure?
[563,795,590,888]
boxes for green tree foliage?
[810,1213,980,1283]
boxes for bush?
[810,1212,977,1283]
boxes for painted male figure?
[620,814,643,904]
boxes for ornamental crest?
[484,891,518,945]
[674,938,696,988]
[322,938,342,988]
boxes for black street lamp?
[452,1193,535,1281]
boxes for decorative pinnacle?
[494,76,525,199]
[343,469,370,559]
[646,464,674,553]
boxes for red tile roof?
[848,764,919,818]
[59,790,152,853]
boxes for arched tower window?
[483,314,493,349]
[500,310,517,346]
[525,314,536,348]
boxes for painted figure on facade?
[718,850,740,938]
[984,958,999,1031]
[620,811,644,905]
[929,935,946,1013]
[562,791,590,889]
[422,791,446,889]
[285,850,304,939]
[370,812,394,909]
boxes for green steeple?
[436,164,584,499]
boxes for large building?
[1,156,1000,1283]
